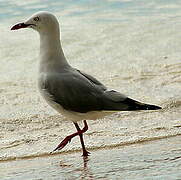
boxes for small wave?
[1,133,180,163]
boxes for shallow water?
[0,0,181,179]
[1,136,181,180]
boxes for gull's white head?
[11,11,59,34]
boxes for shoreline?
[1,135,181,179]
[1,133,181,163]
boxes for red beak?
[11,23,34,30]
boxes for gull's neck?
[39,28,70,72]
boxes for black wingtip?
[124,98,162,111]
[142,104,162,110]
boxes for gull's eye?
[33,17,39,21]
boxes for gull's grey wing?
[40,69,105,113]
[75,69,133,110]
[40,68,161,113]
[75,69,107,91]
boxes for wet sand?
[1,136,181,180]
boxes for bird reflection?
[59,154,94,179]
[79,156,94,180]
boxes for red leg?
[74,120,90,157]
[53,120,89,153]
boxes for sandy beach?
[0,0,181,179]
